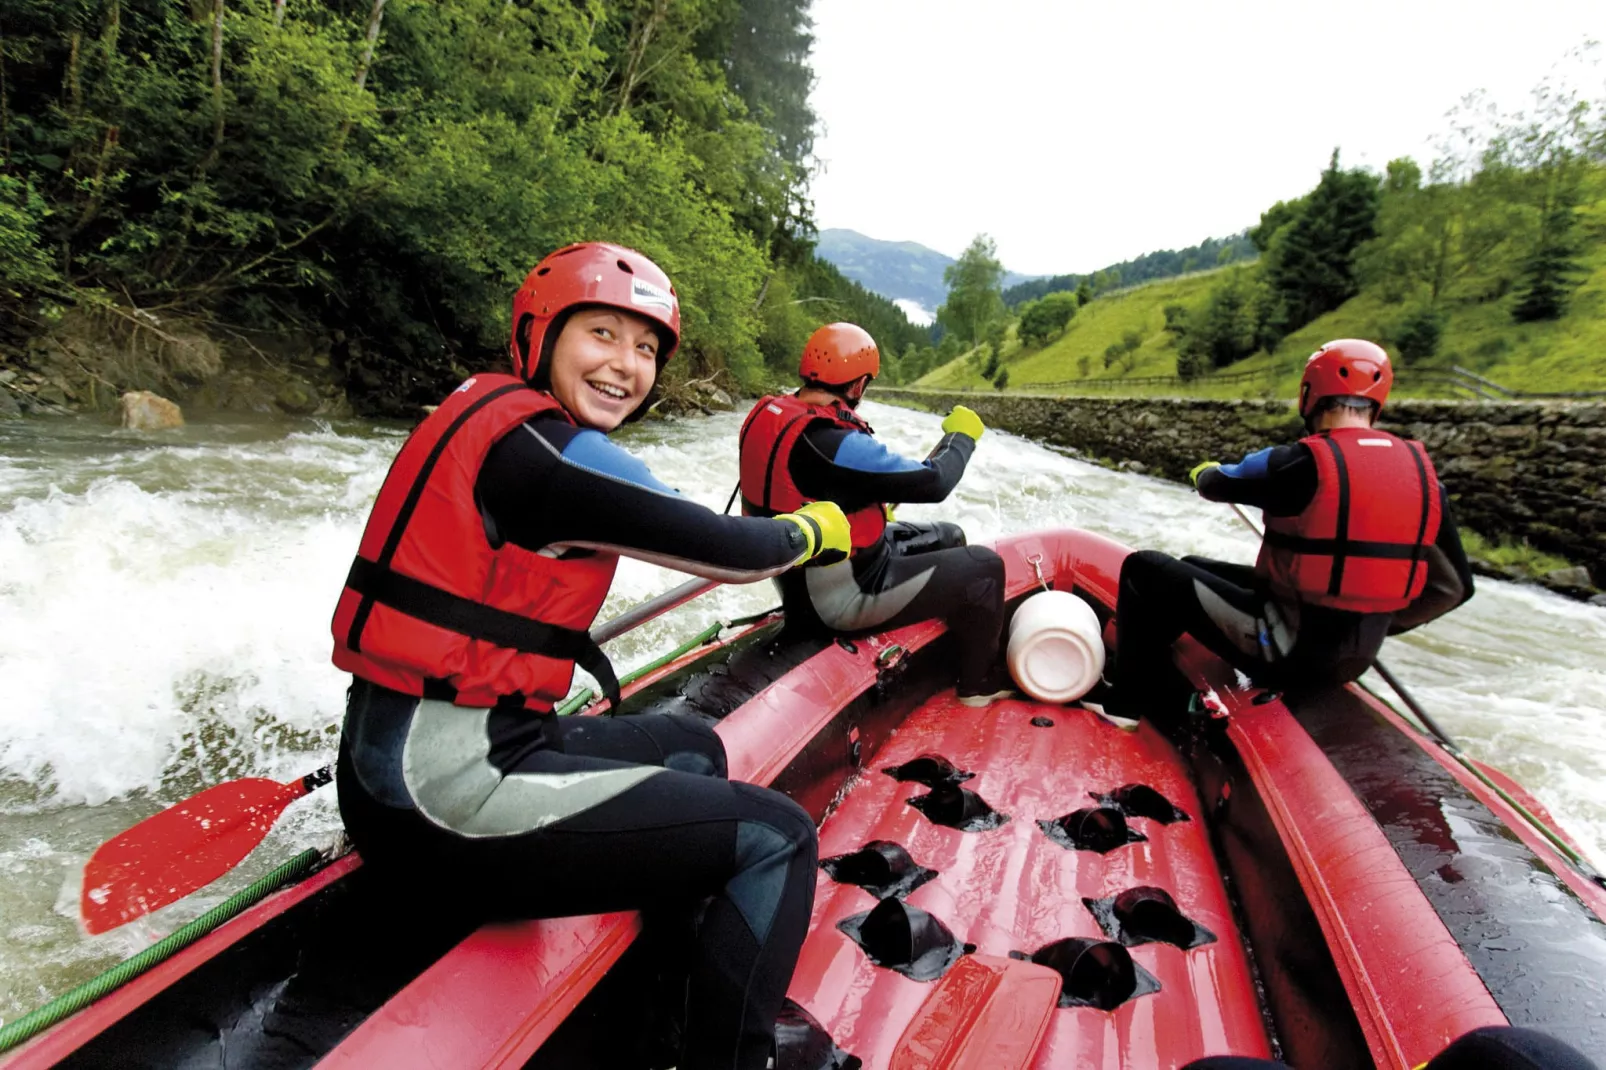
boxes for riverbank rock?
[1544,566,1593,590]
[120,390,184,430]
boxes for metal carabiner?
[1025,552,1052,593]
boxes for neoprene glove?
[1189,460,1221,486]
[942,405,985,441]
[777,500,852,565]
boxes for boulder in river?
[120,390,184,430]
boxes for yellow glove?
[777,501,852,564]
[1189,460,1221,486]
[882,503,897,523]
[942,405,985,441]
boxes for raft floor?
[790,689,1271,1069]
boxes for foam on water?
[1,402,1603,1021]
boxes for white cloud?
[893,298,935,325]
[808,0,1606,276]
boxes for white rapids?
[1,400,1603,1020]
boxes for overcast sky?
[807,0,1606,277]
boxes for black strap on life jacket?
[344,557,621,712]
[1321,433,1353,597]
[345,381,620,712]
[1403,440,1432,599]
[1261,433,1433,597]
[346,382,527,655]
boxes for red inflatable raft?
[5,528,1605,1069]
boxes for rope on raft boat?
[1223,501,1606,890]
[0,849,325,1055]
[0,603,782,1056]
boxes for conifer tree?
[1512,202,1581,323]
[1259,149,1380,339]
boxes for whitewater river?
[3,399,1605,1022]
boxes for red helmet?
[1298,339,1393,420]
[799,323,880,386]
[509,242,681,383]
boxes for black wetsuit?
[338,412,819,1070]
[776,418,1007,696]
[1110,441,1474,723]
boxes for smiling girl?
[329,242,849,1069]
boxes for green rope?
[0,848,325,1055]
[1357,680,1605,886]
[556,608,780,716]
[0,609,782,1054]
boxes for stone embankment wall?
[876,389,1606,590]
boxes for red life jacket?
[736,393,887,555]
[1257,428,1443,614]
[330,373,620,711]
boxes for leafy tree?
[1102,330,1141,372]
[1075,277,1093,306]
[0,0,838,410]
[1390,304,1446,363]
[1176,349,1205,381]
[1018,290,1078,346]
[0,176,57,297]
[936,234,1006,345]
[981,346,1000,380]
[993,367,1009,390]
[1177,268,1258,371]
[983,319,1008,362]
[1162,303,1190,337]
[1250,197,1306,253]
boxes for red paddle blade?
[81,777,304,934]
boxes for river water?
[2,400,1604,1022]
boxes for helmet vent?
[616,258,634,274]
[1373,371,1382,381]
[1339,367,1349,377]
[535,267,550,276]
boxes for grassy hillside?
[916,269,1272,397]
[916,205,1606,399]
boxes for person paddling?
[1104,339,1474,726]
[330,242,850,1070]
[736,322,1012,706]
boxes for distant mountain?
[815,229,1037,319]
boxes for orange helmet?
[1298,339,1393,420]
[509,242,681,384]
[799,323,880,387]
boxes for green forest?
[1001,233,1257,308]
[916,77,1606,398]
[0,0,924,414]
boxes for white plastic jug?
[1006,590,1106,703]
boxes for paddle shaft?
[1221,501,1605,884]
[592,576,720,644]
